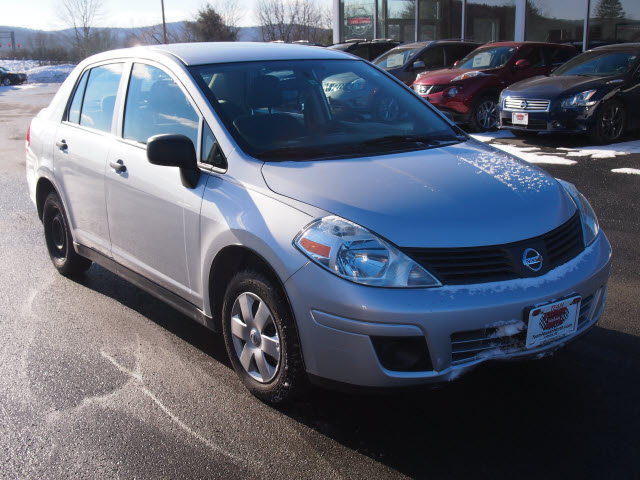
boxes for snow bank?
[0,59,76,84]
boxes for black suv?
[373,40,481,85]
[327,39,401,61]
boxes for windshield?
[456,46,517,70]
[374,47,422,68]
[190,59,461,161]
[553,51,638,77]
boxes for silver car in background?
[26,43,611,403]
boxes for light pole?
[161,0,168,44]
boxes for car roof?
[592,43,640,52]
[90,42,351,66]
[394,40,479,49]
[480,41,573,48]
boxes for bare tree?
[56,0,107,59]
[258,0,328,43]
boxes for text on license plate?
[512,112,529,125]
[525,296,581,349]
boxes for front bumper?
[284,232,611,388]
[500,105,598,133]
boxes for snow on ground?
[611,168,640,175]
[0,59,76,84]
[472,130,640,169]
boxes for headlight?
[446,87,459,97]
[560,90,597,108]
[557,179,600,246]
[294,216,441,288]
[451,71,486,82]
[347,78,366,91]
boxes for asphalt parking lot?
[0,84,638,479]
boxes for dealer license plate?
[525,296,581,349]
[512,112,529,125]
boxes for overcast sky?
[1,0,332,31]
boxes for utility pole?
[161,0,168,44]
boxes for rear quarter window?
[78,64,123,133]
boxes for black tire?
[42,192,92,276]
[593,100,625,145]
[511,129,539,139]
[469,94,499,132]
[222,270,306,403]
[1,78,11,87]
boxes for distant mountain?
[0,23,263,52]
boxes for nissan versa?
[26,43,611,403]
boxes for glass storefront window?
[342,0,376,40]
[377,0,415,42]
[418,0,462,41]
[590,0,640,44]
[465,0,516,42]
[525,0,585,43]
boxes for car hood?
[414,68,494,85]
[261,140,576,248]
[506,74,616,98]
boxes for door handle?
[56,140,68,151]
[109,159,127,173]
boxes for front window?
[553,51,639,77]
[455,46,517,70]
[190,59,461,161]
[374,47,422,68]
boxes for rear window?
[68,63,123,133]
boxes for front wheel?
[593,101,625,145]
[469,94,499,132]
[1,78,11,87]
[42,192,92,276]
[222,270,306,403]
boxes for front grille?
[415,84,448,95]
[504,97,550,111]
[402,213,584,285]
[451,327,525,365]
[577,294,595,329]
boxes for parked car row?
[332,38,639,143]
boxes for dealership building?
[332,0,640,51]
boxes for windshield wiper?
[258,145,335,161]
[360,135,458,147]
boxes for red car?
[411,42,577,131]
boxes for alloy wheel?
[476,99,499,130]
[230,292,281,383]
[600,104,624,142]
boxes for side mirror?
[412,60,426,70]
[515,59,531,70]
[147,134,200,189]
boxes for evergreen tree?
[185,4,238,42]
[595,0,625,19]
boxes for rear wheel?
[42,192,92,276]
[1,78,11,87]
[222,270,306,403]
[593,101,625,145]
[469,94,499,132]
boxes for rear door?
[104,61,205,302]
[53,62,124,256]
[511,46,548,84]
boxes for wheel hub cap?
[249,328,261,347]
[230,292,281,383]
